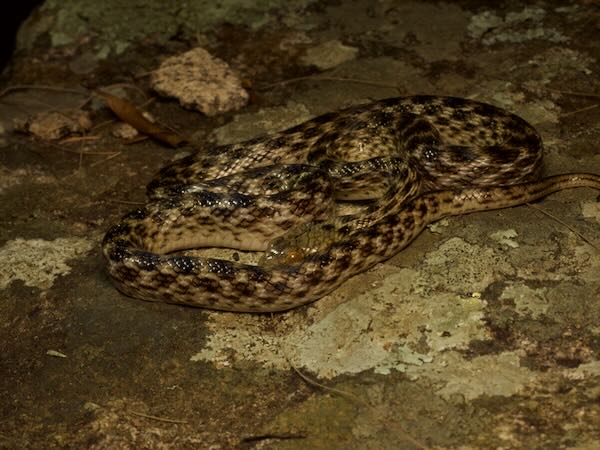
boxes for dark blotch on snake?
[171,256,197,274]
[134,251,161,271]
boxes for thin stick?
[44,141,119,156]
[288,362,430,450]
[262,76,403,91]
[128,410,188,424]
[99,82,149,100]
[59,135,101,144]
[110,199,146,205]
[89,151,122,167]
[527,203,599,250]
[539,87,600,98]
[241,433,306,443]
[559,103,598,118]
[91,118,118,132]
[0,84,89,98]
[519,83,600,99]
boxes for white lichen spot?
[407,351,537,400]
[490,229,520,248]
[284,290,434,378]
[422,293,489,353]
[427,218,449,234]
[500,284,549,318]
[0,237,93,290]
[191,268,489,379]
[581,201,600,221]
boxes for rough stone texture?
[151,47,249,116]
[14,111,92,140]
[300,39,359,70]
[1,1,600,449]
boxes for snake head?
[259,219,343,268]
[259,237,306,268]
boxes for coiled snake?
[102,96,600,312]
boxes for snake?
[102,95,600,312]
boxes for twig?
[559,103,599,118]
[128,410,188,424]
[0,84,89,99]
[526,203,599,251]
[59,135,101,144]
[124,135,150,145]
[261,76,404,91]
[44,141,120,156]
[535,87,600,98]
[241,433,306,443]
[288,362,430,450]
[91,118,118,132]
[110,199,146,206]
[100,82,149,100]
[519,83,600,99]
[89,151,122,167]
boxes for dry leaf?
[97,90,187,147]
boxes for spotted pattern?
[102,96,600,312]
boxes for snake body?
[102,96,600,312]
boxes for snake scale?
[102,95,600,312]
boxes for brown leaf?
[97,90,187,147]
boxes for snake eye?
[284,248,304,265]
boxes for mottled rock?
[151,47,248,116]
[14,110,92,140]
[300,39,358,70]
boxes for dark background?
[0,1,43,71]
